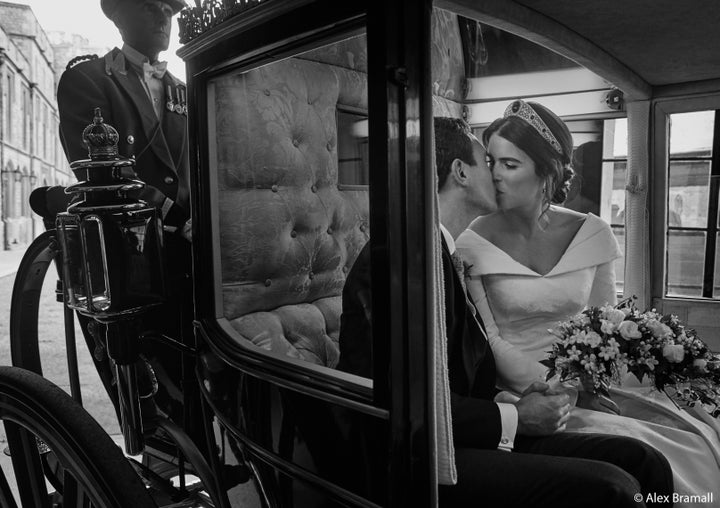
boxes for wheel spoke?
[0,461,19,508]
[5,421,51,508]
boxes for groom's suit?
[338,239,674,507]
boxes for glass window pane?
[602,118,627,158]
[611,225,625,294]
[209,33,370,378]
[667,160,710,228]
[666,231,706,297]
[669,111,714,157]
[602,161,626,226]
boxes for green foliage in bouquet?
[541,297,720,418]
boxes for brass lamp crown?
[82,107,120,160]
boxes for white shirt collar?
[121,44,152,67]
[440,223,455,254]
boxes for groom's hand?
[515,390,571,436]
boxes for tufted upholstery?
[214,13,466,369]
[214,36,369,368]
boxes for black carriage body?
[179,0,437,506]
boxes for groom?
[338,117,673,507]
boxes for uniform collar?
[122,44,154,73]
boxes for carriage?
[1,0,719,506]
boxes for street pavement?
[0,247,258,506]
[0,247,121,500]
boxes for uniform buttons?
[310,185,317,193]
[271,184,279,193]
[292,139,300,147]
[153,98,158,102]
[359,224,367,232]
[290,230,297,238]
[264,279,272,287]
[164,176,174,184]
[308,271,315,280]
[127,135,135,144]
[327,227,333,234]
[264,89,271,96]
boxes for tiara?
[503,100,563,154]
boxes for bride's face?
[486,134,544,212]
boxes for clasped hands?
[515,381,572,436]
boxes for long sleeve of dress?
[588,260,618,307]
[466,275,548,395]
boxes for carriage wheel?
[8,231,228,506]
[0,366,156,507]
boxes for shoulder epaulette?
[66,54,98,71]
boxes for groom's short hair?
[434,117,477,191]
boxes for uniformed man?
[57,0,190,240]
[56,0,194,434]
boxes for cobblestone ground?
[0,270,120,498]
[0,271,258,505]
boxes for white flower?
[603,308,626,325]
[618,320,642,340]
[662,344,685,363]
[693,359,708,373]
[600,319,617,334]
[583,331,602,348]
[646,319,673,339]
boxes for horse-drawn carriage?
[2,0,719,506]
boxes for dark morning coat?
[337,239,503,449]
[56,47,190,230]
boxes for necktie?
[142,61,168,81]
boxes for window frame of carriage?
[179,1,439,504]
[651,95,720,320]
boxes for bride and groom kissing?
[339,101,720,506]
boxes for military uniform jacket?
[57,47,190,228]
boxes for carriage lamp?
[56,108,166,320]
[55,107,166,455]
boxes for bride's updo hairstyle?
[482,100,575,207]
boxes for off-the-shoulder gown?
[457,213,720,505]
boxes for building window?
[22,86,30,150]
[5,72,14,143]
[665,110,718,298]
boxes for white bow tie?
[142,61,167,80]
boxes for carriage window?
[602,118,627,293]
[207,33,371,378]
[666,110,717,298]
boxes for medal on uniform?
[166,85,175,112]
[180,87,187,116]
[174,87,183,114]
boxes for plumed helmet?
[101,0,186,20]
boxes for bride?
[457,99,720,505]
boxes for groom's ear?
[450,158,468,186]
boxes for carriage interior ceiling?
[213,9,465,367]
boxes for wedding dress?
[457,213,720,505]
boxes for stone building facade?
[0,2,97,251]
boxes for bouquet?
[541,297,720,418]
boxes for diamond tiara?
[503,100,563,154]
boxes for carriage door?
[179,0,439,506]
